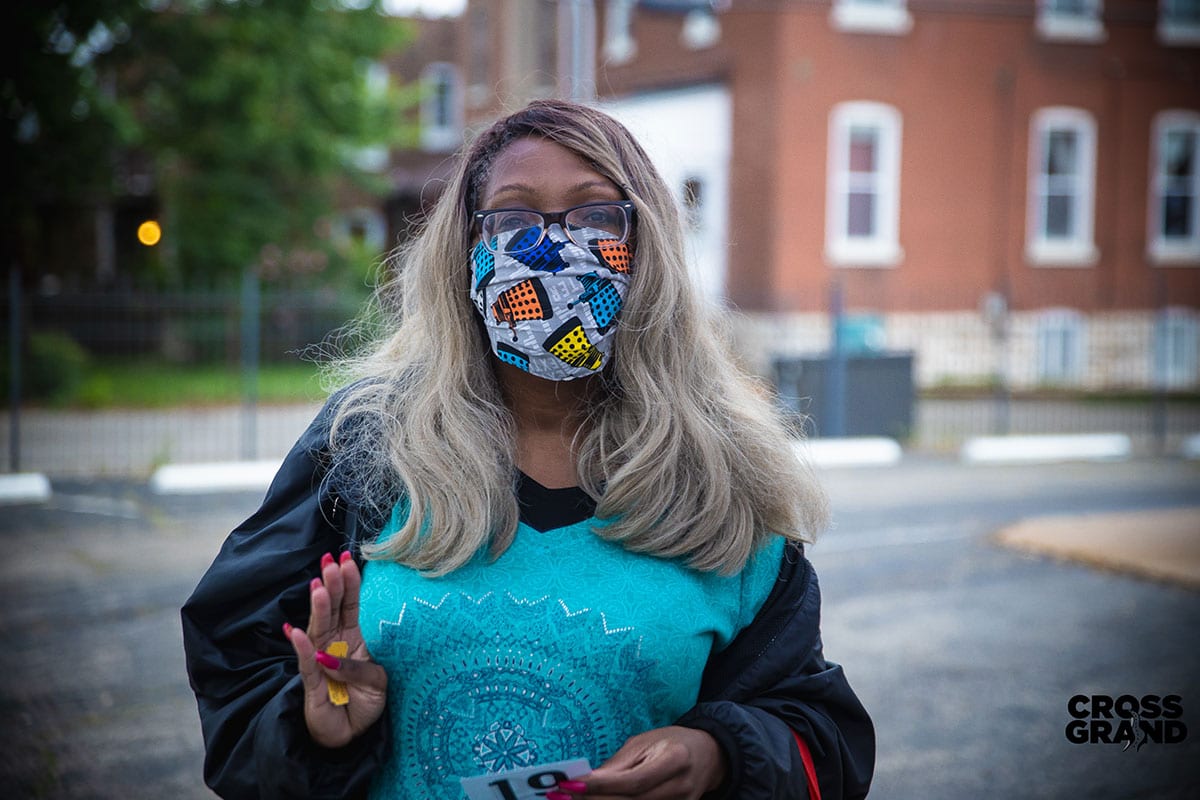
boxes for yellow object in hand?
[325,641,349,706]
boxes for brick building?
[384,0,1200,391]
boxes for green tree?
[3,0,412,289]
[3,2,141,279]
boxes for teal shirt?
[359,506,784,799]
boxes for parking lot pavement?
[1,458,1198,799]
[0,482,257,800]
[810,457,1200,800]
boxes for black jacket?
[182,401,874,800]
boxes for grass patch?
[62,359,328,409]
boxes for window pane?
[1166,0,1200,25]
[1047,0,1091,15]
[1049,332,1063,376]
[1054,331,1071,375]
[433,77,452,127]
[1039,324,1078,381]
[1046,130,1078,176]
[1163,195,1193,238]
[1165,131,1196,178]
[1170,324,1183,360]
[849,128,877,172]
[1046,193,1074,237]
[847,191,875,236]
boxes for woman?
[183,100,874,800]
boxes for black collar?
[516,471,597,532]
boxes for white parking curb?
[960,433,1131,465]
[795,437,904,468]
[0,472,52,505]
[150,460,283,494]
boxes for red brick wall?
[720,2,1200,314]
[724,9,788,311]
[438,1,1199,315]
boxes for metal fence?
[16,282,361,364]
[3,273,362,476]
[744,278,1199,457]
[4,275,1198,478]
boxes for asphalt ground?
[0,457,1197,799]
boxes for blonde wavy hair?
[327,99,827,576]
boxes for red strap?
[791,730,821,800]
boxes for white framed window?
[1148,110,1200,264]
[1026,108,1099,266]
[420,63,462,153]
[1159,0,1200,45]
[1036,0,1106,42]
[826,101,904,267]
[1155,307,1200,388]
[830,0,913,35]
[1036,308,1086,385]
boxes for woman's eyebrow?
[486,179,621,206]
[565,179,621,195]
[485,182,536,202]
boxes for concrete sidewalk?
[5,397,1200,478]
[995,506,1200,590]
[0,402,323,477]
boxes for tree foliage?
[3,0,412,288]
[3,2,139,273]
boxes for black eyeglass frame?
[472,200,636,254]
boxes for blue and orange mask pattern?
[471,225,631,381]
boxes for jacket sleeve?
[677,544,875,800]
[180,402,390,800]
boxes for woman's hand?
[553,726,727,800]
[282,551,388,749]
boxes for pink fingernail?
[320,552,335,568]
[314,650,341,670]
[339,550,353,564]
[282,622,293,638]
[310,577,322,592]
[545,793,572,800]
[558,781,587,793]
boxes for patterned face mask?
[471,224,632,381]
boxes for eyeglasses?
[473,201,635,255]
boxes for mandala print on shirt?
[474,720,538,771]
[372,591,672,796]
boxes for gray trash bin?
[773,351,915,439]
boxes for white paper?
[460,759,591,800]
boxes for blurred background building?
[5,0,1200,475]
[382,0,1200,395]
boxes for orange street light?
[137,220,162,246]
